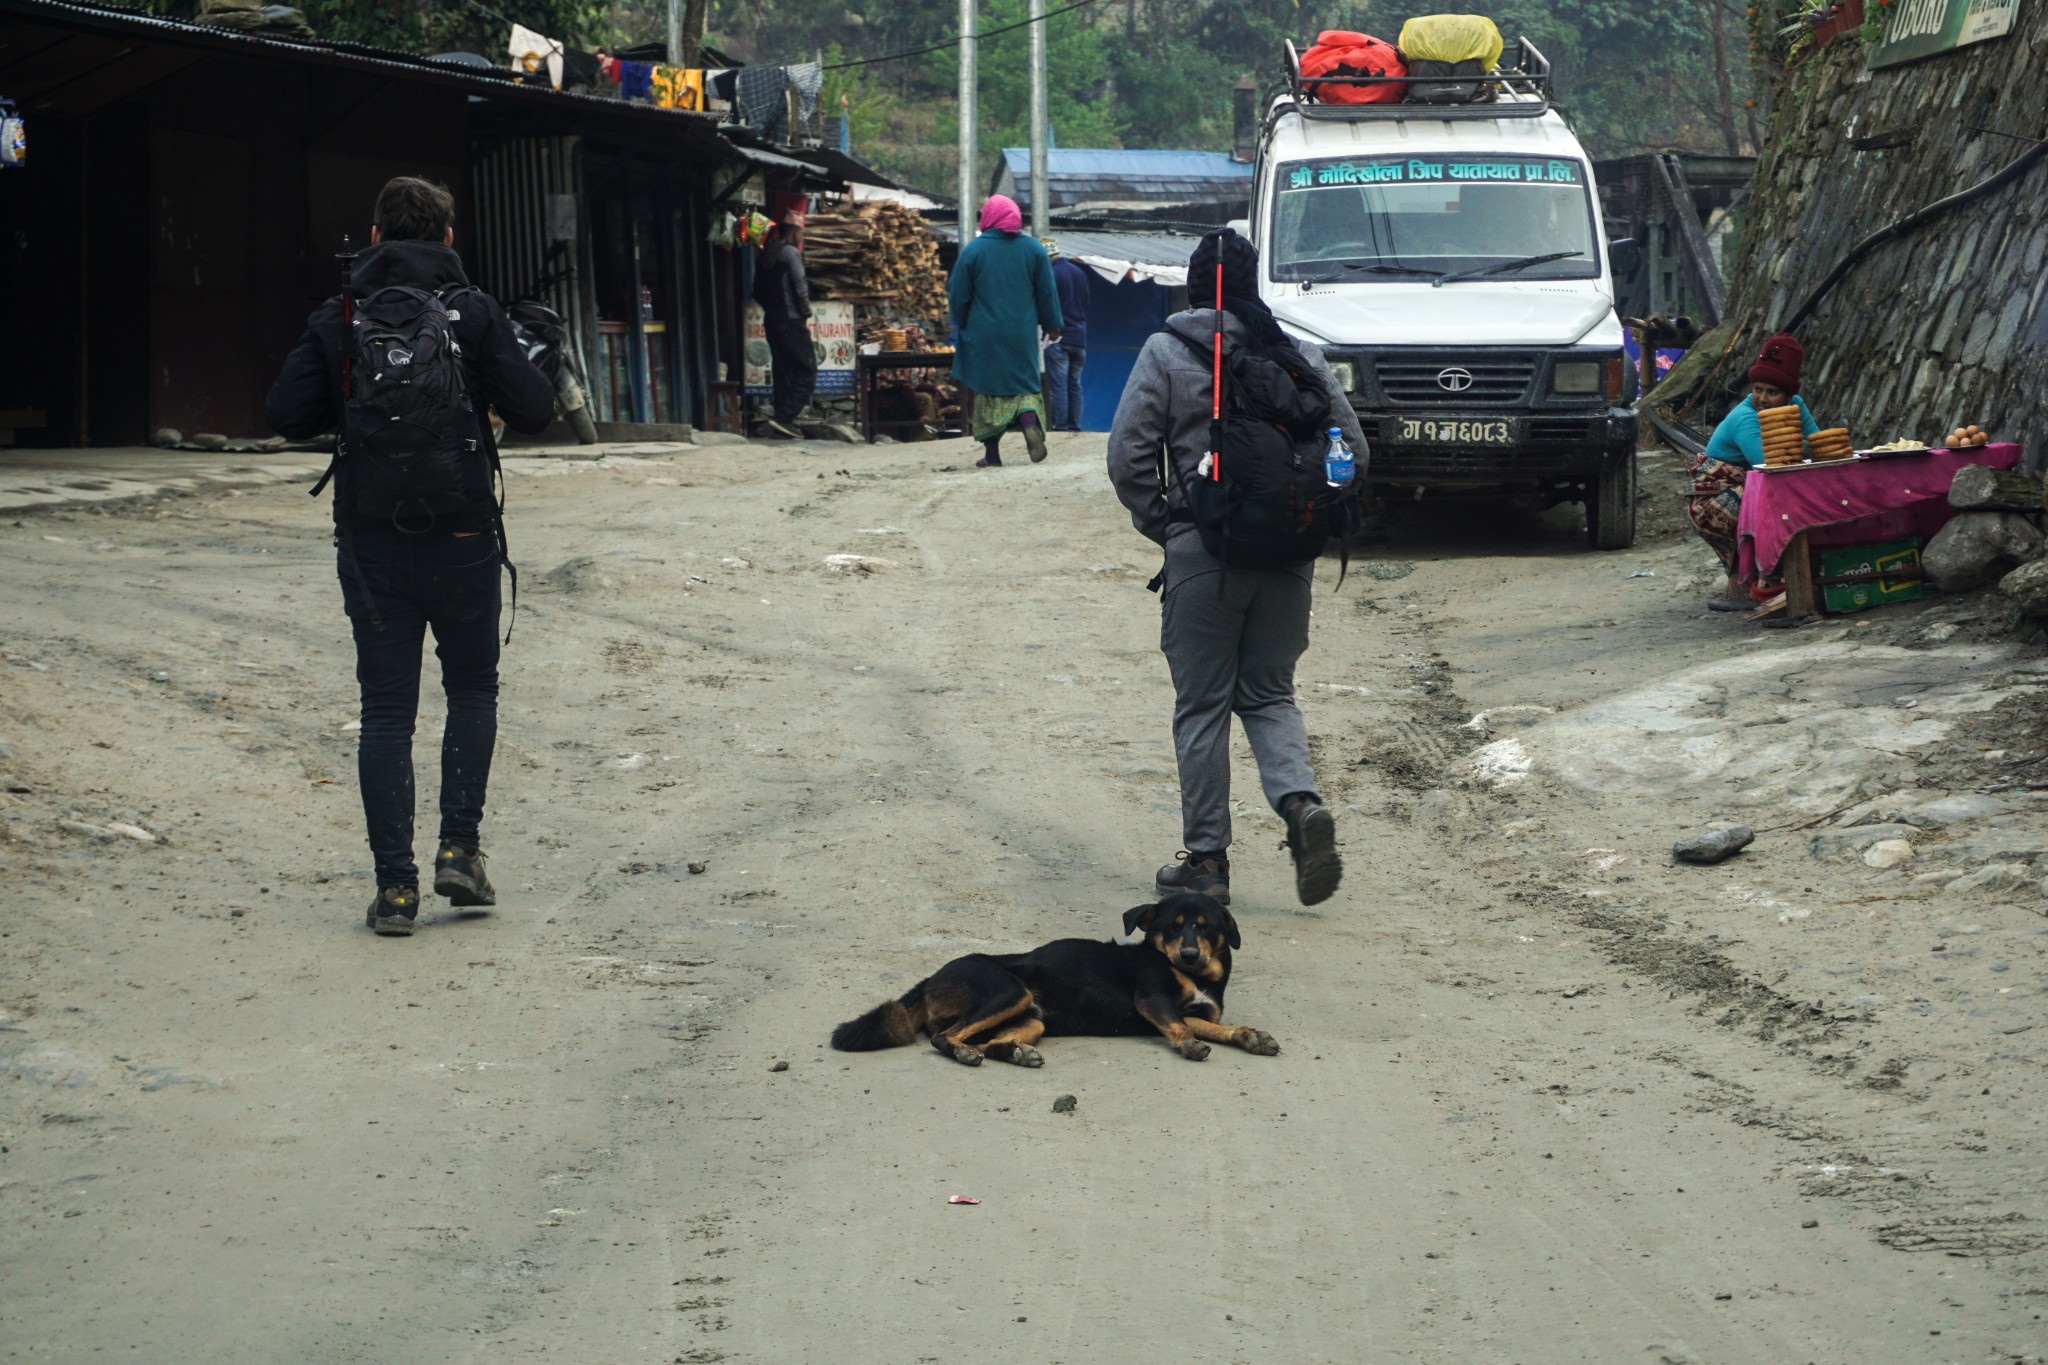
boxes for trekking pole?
[1209,259,1223,482]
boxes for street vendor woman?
[1688,332,1819,610]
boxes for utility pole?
[666,0,682,66]
[958,0,978,245]
[1028,0,1048,239]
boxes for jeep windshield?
[1270,154,1599,284]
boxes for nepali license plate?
[1386,416,1519,447]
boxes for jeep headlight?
[1553,361,1602,395]
[1328,360,1358,392]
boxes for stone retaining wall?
[1714,17,2048,464]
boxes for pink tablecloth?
[1737,443,2021,581]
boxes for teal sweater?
[948,231,1063,397]
[1704,394,1819,468]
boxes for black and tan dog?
[830,893,1279,1065]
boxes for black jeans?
[336,524,502,888]
[765,315,817,424]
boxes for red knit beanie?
[1747,332,1804,394]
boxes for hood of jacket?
[1162,308,1252,353]
[349,239,473,294]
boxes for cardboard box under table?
[1735,443,2020,616]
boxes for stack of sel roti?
[1759,404,1806,466]
[1807,426,1852,461]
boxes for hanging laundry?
[650,66,705,111]
[735,62,792,138]
[508,22,564,89]
[614,60,656,102]
[735,62,827,137]
[786,61,823,122]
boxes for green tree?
[819,44,905,151]
[931,0,1123,162]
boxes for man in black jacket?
[267,176,555,937]
[754,209,815,439]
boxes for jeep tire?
[1586,451,1637,550]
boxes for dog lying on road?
[830,893,1279,1066]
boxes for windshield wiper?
[1431,251,1585,287]
[1300,260,1437,283]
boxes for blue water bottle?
[1323,427,1355,488]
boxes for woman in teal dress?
[949,194,1063,467]
[1688,332,1819,609]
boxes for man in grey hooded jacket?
[1106,228,1367,908]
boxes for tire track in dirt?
[1337,572,2048,1288]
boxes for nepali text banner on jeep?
[1283,156,1584,191]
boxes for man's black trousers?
[337,524,501,889]
[765,315,817,425]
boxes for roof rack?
[1279,37,1553,121]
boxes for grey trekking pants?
[1158,528,1320,854]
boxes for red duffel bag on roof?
[1300,30,1406,105]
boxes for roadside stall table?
[1736,443,2022,616]
[857,351,959,443]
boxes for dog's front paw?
[949,1044,984,1066]
[988,1043,1044,1067]
[1174,1038,1211,1061]
[1236,1028,1280,1056]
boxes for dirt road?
[4,435,2045,1362]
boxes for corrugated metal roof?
[0,0,731,165]
[1046,230,1198,269]
[1001,148,1253,180]
[993,148,1252,211]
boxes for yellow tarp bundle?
[1397,14,1504,69]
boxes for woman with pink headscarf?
[948,194,1063,466]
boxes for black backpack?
[336,284,480,527]
[1169,325,1360,577]
[311,282,520,638]
[1403,57,1496,105]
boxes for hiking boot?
[1155,851,1230,905]
[1282,796,1342,906]
[368,884,421,936]
[433,844,496,908]
[1021,418,1048,463]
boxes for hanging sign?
[1868,0,2020,69]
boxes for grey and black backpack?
[335,284,479,528]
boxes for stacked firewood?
[803,200,949,327]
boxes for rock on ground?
[1943,862,2034,896]
[2001,556,2048,616]
[801,421,863,444]
[1922,512,2043,591]
[1908,794,2015,825]
[1672,825,1754,864]
[1811,822,1922,859]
